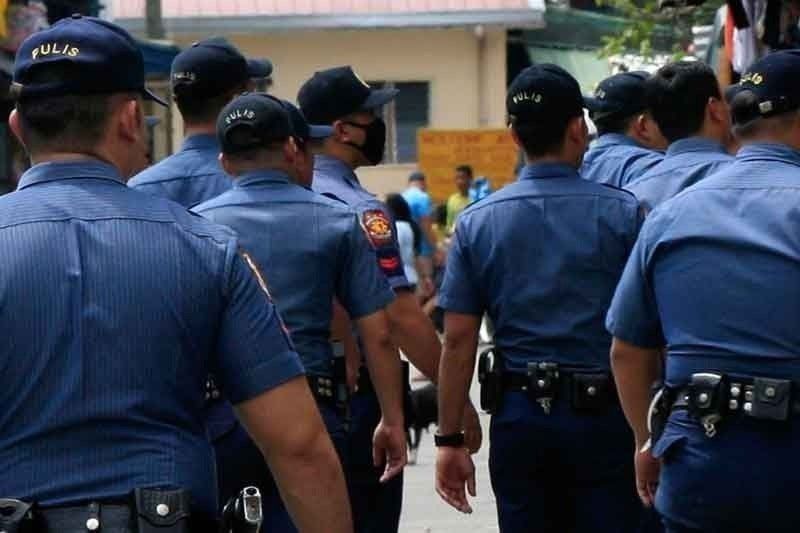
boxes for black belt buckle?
[747,377,792,421]
[0,498,34,533]
[687,372,729,437]
[527,362,559,415]
[571,372,612,412]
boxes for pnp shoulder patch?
[361,209,393,248]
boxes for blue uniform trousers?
[347,384,404,533]
[214,402,348,532]
[489,391,643,533]
[655,412,800,533]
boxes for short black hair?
[645,61,721,143]
[594,113,637,137]
[455,165,473,178]
[176,84,246,124]
[511,119,570,158]
[16,64,117,154]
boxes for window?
[368,81,430,164]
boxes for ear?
[8,108,25,146]
[220,153,236,176]
[284,137,301,163]
[567,115,587,146]
[509,123,524,151]
[707,97,729,126]
[117,98,143,143]
[332,119,354,144]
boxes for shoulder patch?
[361,209,393,247]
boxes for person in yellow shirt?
[445,165,473,234]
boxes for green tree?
[596,0,725,58]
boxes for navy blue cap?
[218,92,332,154]
[13,15,165,105]
[507,64,584,125]
[298,66,398,125]
[171,37,267,99]
[731,50,800,126]
[585,71,650,120]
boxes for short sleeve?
[438,221,483,316]
[359,205,412,290]
[338,214,396,319]
[214,248,305,404]
[605,217,665,348]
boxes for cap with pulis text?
[13,14,165,105]
[171,37,268,99]
[298,66,398,125]
[507,64,584,125]
[218,93,332,154]
[584,71,650,121]
[731,50,800,126]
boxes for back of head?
[455,165,473,178]
[645,61,721,143]
[506,64,585,160]
[586,71,650,136]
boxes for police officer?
[193,93,408,530]
[607,50,800,533]
[0,17,351,533]
[626,61,734,213]
[298,66,481,533]
[581,71,667,187]
[435,64,643,533]
[129,37,270,207]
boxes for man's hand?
[635,447,661,507]
[436,446,476,514]
[462,401,482,454]
[373,419,407,483]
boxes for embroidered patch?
[361,210,393,247]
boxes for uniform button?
[745,391,754,402]
[586,386,597,396]
[743,402,753,413]
[765,386,776,398]
[86,518,100,531]
[729,399,739,410]
[698,392,709,404]
[156,503,170,516]
[730,385,741,398]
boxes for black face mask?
[344,118,386,166]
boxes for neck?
[184,123,217,138]
[29,150,121,172]
[320,140,361,170]
[526,154,578,168]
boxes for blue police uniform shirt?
[580,133,663,188]
[607,143,800,386]
[439,162,641,373]
[626,136,733,212]
[129,134,232,208]
[312,154,411,290]
[194,169,395,376]
[0,160,304,514]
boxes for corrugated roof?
[114,0,537,19]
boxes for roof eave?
[114,9,546,35]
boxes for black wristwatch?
[434,432,465,448]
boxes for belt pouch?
[134,488,191,533]
[749,377,791,421]
[571,372,612,411]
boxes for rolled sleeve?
[438,224,483,316]
[605,219,665,348]
[214,249,305,404]
[339,215,395,319]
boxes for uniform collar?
[17,159,125,190]
[314,154,360,186]
[666,136,727,157]
[181,134,220,152]
[236,169,293,188]
[518,162,580,180]
[737,143,800,166]
[594,133,642,149]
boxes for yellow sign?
[416,129,519,203]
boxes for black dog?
[406,382,438,464]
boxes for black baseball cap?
[731,50,800,126]
[218,93,332,154]
[12,15,166,105]
[585,71,650,121]
[171,37,268,99]
[507,64,584,125]
[298,66,398,125]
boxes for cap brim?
[308,124,334,139]
[584,96,610,113]
[360,87,399,110]
[247,58,273,79]
[143,88,168,107]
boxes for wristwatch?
[434,432,465,448]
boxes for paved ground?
[399,363,499,532]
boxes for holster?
[134,488,191,533]
[0,498,34,533]
[647,383,671,447]
[478,348,504,414]
[219,487,262,533]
